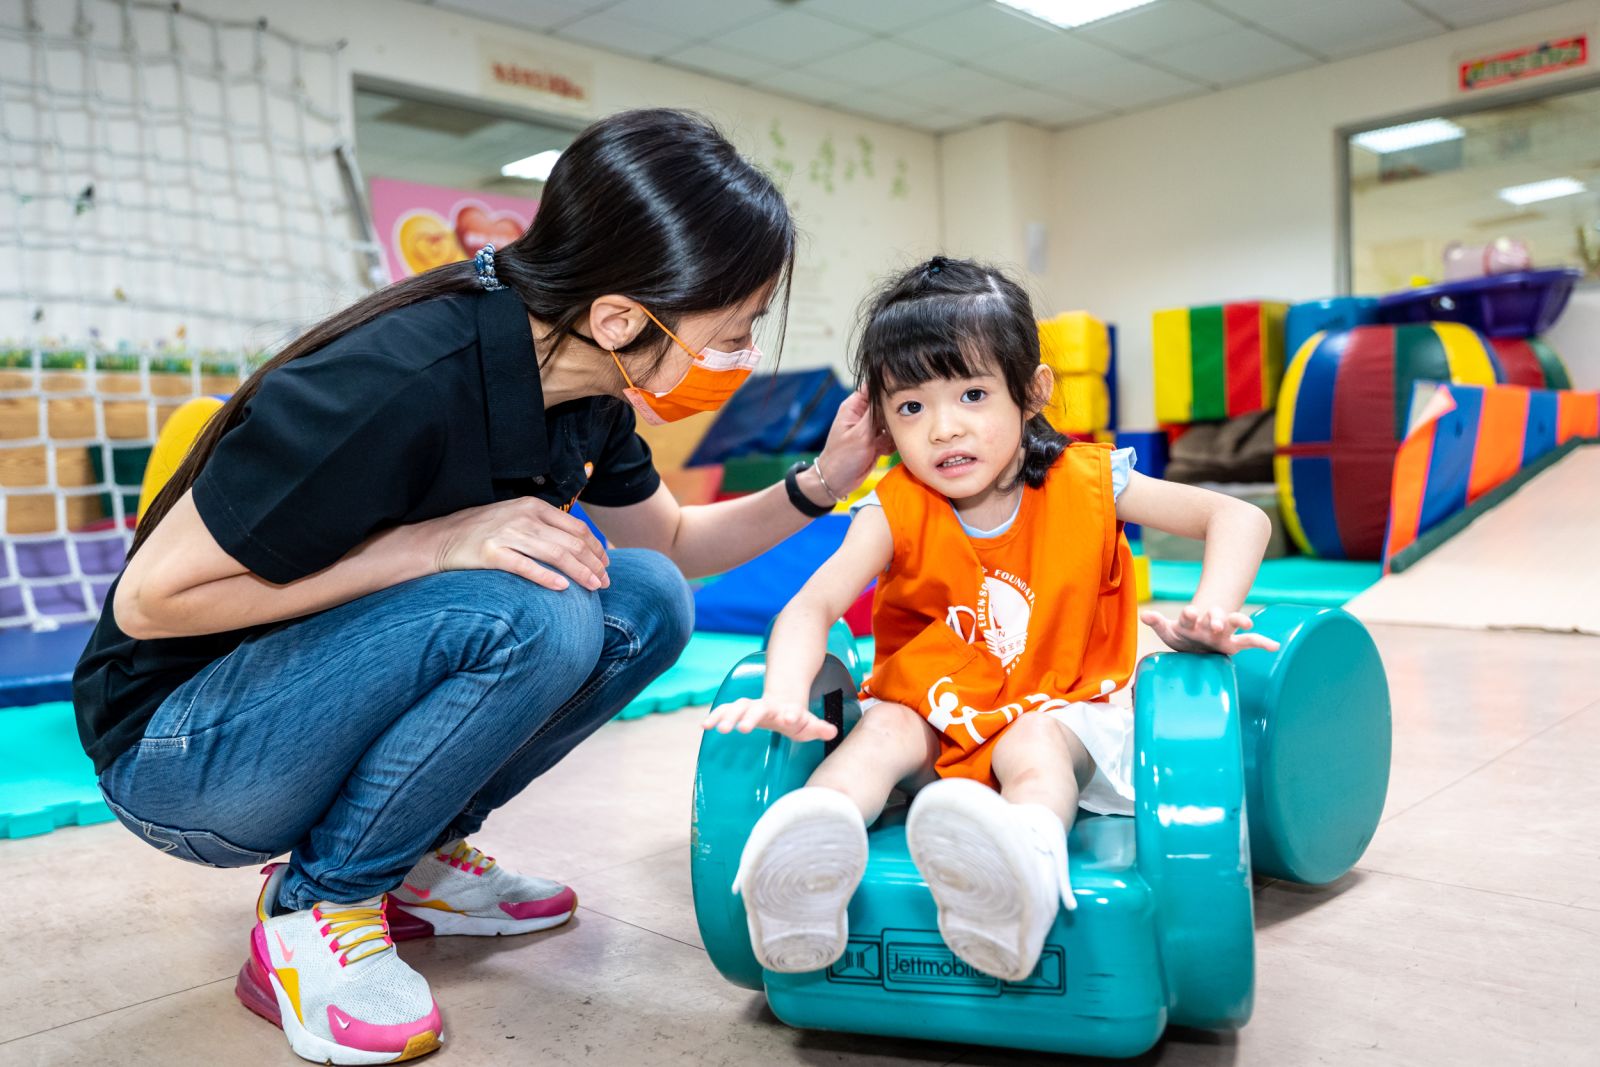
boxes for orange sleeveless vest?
[861,443,1138,786]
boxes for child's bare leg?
[736,701,934,973]
[807,701,940,824]
[906,713,1092,982]
[990,713,1095,825]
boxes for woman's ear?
[1025,363,1055,419]
[587,295,647,352]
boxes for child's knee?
[858,701,927,742]
[1001,714,1094,784]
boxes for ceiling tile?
[828,91,953,132]
[555,11,699,60]
[1052,55,1206,109]
[882,65,1034,114]
[709,9,873,68]
[761,66,855,106]
[1150,25,1316,86]
[600,0,778,39]
[794,38,951,90]
[990,86,1111,126]
[832,91,942,124]
[1078,0,1245,53]
[1409,0,1572,29]
[896,4,1058,61]
[800,0,977,35]
[659,42,782,83]
[1212,0,1445,60]
[963,33,1126,84]
[431,0,611,34]
[920,108,988,133]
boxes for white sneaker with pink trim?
[385,839,579,939]
[235,864,443,1065]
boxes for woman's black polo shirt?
[74,288,661,773]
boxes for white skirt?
[856,697,1136,817]
[1042,701,1135,817]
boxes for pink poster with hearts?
[369,177,539,282]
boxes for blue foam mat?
[0,622,92,708]
[0,701,112,839]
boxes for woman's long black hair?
[850,255,1066,490]
[133,108,796,554]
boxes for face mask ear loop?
[608,348,638,390]
[636,304,701,363]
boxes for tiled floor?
[3,611,1598,1066]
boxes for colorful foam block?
[1275,323,1501,561]
[1044,373,1110,436]
[1038,312,1113,437]
[1038,311,1110,376]
[1487,336,1571,390]
[1385,382,1600,571]
[1153,301,1288,424]
[1285,297,1378,364]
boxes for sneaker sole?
[739,796,867,974]
[235,934,443,1065]
[907,782,1042,983]
[388,898,578,939]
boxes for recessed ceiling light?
[501,149,561,182]
[1498,177,1587,206]
[1350,118,1464,154]
[993,0,1160,30]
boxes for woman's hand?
[816,388,894,495]
[702,695,838,742]
[421,497,610,592]
[1140,605,1281,655]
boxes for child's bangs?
[863,295,1006,398]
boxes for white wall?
[1050,0,1600,429]
[939,120,1056,302]
[178,0,942,372]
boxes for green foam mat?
[615,632,765,720]
[617,631,877,721]
[0,701,113,839]
[1148,557,1381,607]
[1,632,872,839]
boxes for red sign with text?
[1459,35,1587,91]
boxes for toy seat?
[691,605,1390,1058]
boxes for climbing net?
[0,0,379,629]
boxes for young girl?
[703,256,1280,984]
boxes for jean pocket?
[100,792,273,869]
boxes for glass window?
[1345,79,1600,293]
[353,81,575,199]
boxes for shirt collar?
[477,287,548,479]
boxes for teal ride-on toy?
[691,605,1390,1058]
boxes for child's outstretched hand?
[703,696,839,742]
[1140,606,1282,655]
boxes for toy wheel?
[690,652,860,989]
[1133,651,1254,1030]
[1232,606,1390,885]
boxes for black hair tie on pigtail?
[927,255,947,275]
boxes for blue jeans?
[98,550,693,910]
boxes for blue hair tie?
[474,244,507,291]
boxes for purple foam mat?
[1375,268,1582,338]
[1,533,125,622]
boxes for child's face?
[880,370,1027,501]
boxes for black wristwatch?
[784,460,836,518]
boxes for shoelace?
[313,901,393,967]
[440,840,496,876]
